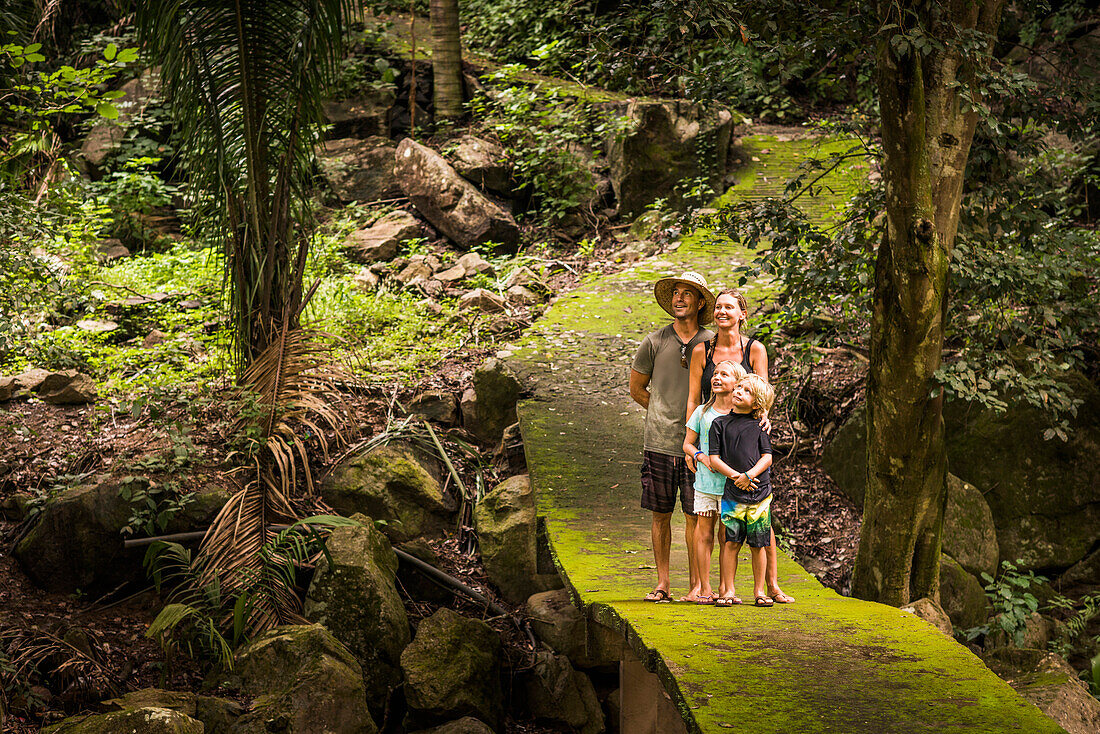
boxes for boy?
[708,374,777,607]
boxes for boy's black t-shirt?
[709,411,772,504]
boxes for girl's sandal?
[715,596,742,607]
[754,595,775,607]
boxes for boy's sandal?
[644,589,672,603]
[771,591,796,604]
[715,596,742,607]
[754,595,775,607]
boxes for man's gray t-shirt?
[632,324,714,456]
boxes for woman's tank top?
[700,336,756,403]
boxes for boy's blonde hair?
[703,360,748,411]
[738,374,775,418]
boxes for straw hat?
[653,272,716,325]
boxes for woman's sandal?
[694,594,716,605]
[754,595,775,607]
[643,589,672,603]
[714,596,742,607]
[770,591,796,604]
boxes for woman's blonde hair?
[738,373,775,418]
[702,360,748,411]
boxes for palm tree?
[136,0,350,371]
[430,0,464,119]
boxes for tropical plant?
[135,0,351,371]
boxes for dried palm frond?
[0,624,122,708]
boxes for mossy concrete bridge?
[503,133,1063,733]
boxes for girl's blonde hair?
[703,360,748,411]
[738,374,775,418]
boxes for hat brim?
[654,277,716,326]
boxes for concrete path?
[503,133,1063,733]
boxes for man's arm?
[629,369,651,410]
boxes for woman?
[684,288,795,604]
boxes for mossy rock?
[939,555,990,631]
[526,589,624,669]
[14,475,141,592]
[943,474,999,578]
[228,624,377,734]
[102,688,241,734]
[944,372,1100,570]
[43,708,203,734]
[982,648,1100,734]
[304,514,410,717]
[475,475,563,604]
[322,444,452,543]
[521,651,605,734]
[400,608,503,730]
[410,718,496,734]
[469,358,522,445]
[819,409,866,508]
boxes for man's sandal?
[715,596,742,607]
[644,589,672,603]
[754,595,775,607]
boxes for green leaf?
[117,48,139,64]
[104,43,117,61]
[96,102,119,119]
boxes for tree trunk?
[430,0,464,120]
[852,0,1005,606]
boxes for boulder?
[408,389,460,426]
[475,475,562,604]
[458,288,506,313]
[322,90,395,139]
[394,138,519,249]
[411,717,495,734]
[14,367,50,392]
[321,444,452,543]
[608,100,734,217]
[527,589,588,665]
[983,648,1100,734]
[900,597,953,636]
[502,266,549,294]
[229,624,376,734]
[401,608,503,730]
[353,267,381,290]
[436,252,494,283]
[943,474,999,578]
[819,408,866,508]
[14,475,139,592]
[78,68,160,178]
[987,612,1062,651]
[102,688,242,733]
[345,210,422,263]
[43,708,203,734]
[448,135,512,194]
[0,376,15,402]
[37,370,97,405]
[143,329,169,348]
[304,514,410,717]
[505,285,540,305]
[319,136,402,204]
[396,254,440,287]
[1059,547,1100,593]
[939,555,990,631]
[469,359,522,444]
[97,238,130,262]
[496,422,527,475]
[521,652,605,733]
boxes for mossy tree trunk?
[429,0,464,120]
[852,0,1005,606]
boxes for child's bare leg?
[693,513,716,599]
[681,512,700,600]
[719,539,741,599]
[751,545,769,600]
[766,529,795,602]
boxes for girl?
[685,288,795,604]
[682,360,746,604]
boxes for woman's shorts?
[721,495,772,548]
[693,492,721,516]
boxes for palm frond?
[0,625,122,704]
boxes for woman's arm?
[686,342,706,423]
[749,340,772,432]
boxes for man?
[630,272,715,602]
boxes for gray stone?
[983,648,1100,734]
[304,514,409,717]
[345,210,422,263]
[471,359,522,444]
[939,555,990,631]
[14,367,49,392]
[323,90,395,139]
[14,475,138,592]
[436,252,495,283]
[502,266,549,294]
[37,370,97,405]
[321,444,452,543]
[608,100,734,217]
[102,688,242,734]
[408,389,460,426]
[394,138,519,249]
[229,624,377,734]
[44,707,203,734]
[449,135,512,194]
[0,376,15,402]
[944,474,999,578]
[900,597,953,636]
[401,608,503,730]
[505,285,540,305]
[475,475,563,604]
[496,422,526,475]
[458,288,506,313]
[525,589,624,669]
[319,136,402,204]
[411,717,495,734]
[353,267,381,290]
[522,652,605,733]
[1059,547,1100,593]
[397,258,436,287]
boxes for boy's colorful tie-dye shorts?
[721,494,772,548]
